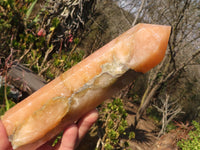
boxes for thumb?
[0,120,12,150]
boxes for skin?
[0,109,98,150]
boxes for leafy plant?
[0,0,36,56]
[129,131,135,140]
[52,50,85,71]
[177,121,200,150]
[97,98,133,149]
[25,0,38,20]
[0,85,16,116]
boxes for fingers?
[40,109,99,150]
[57,109,98,150]
[0,120,12,150]
[58,124,78,150]
[77,109,98,143]
[1,109,98,150]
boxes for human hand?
[0,109,98,150]
[0,118,12,150]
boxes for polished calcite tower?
[1,24,171,150]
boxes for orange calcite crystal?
[1,23,171,150]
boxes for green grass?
[177,121,200,150]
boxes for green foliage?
[1,0,84,79]
[0,0,38,116]
[73,38,80,44]
[104,143,113,150]
[0,99,16,116]
[156,72,163,79]
[99,98,132,149]
[25,0,38,20]
[146,106,161,124]
[51,17,60,28]
[177,121,200,150]
[0,0,39,57]
[52,132,63,147]
[46,69,55,80]
[129,131,135,140]
[132,93,140,103]
[0,86,16,116]
[166,122,177,132]
[52,50,85,72]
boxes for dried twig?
[40,45,54,68]
[154,94,183,137]
[18,43,33,62]
[132,0,145,26]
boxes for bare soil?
[78,98,179,150]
